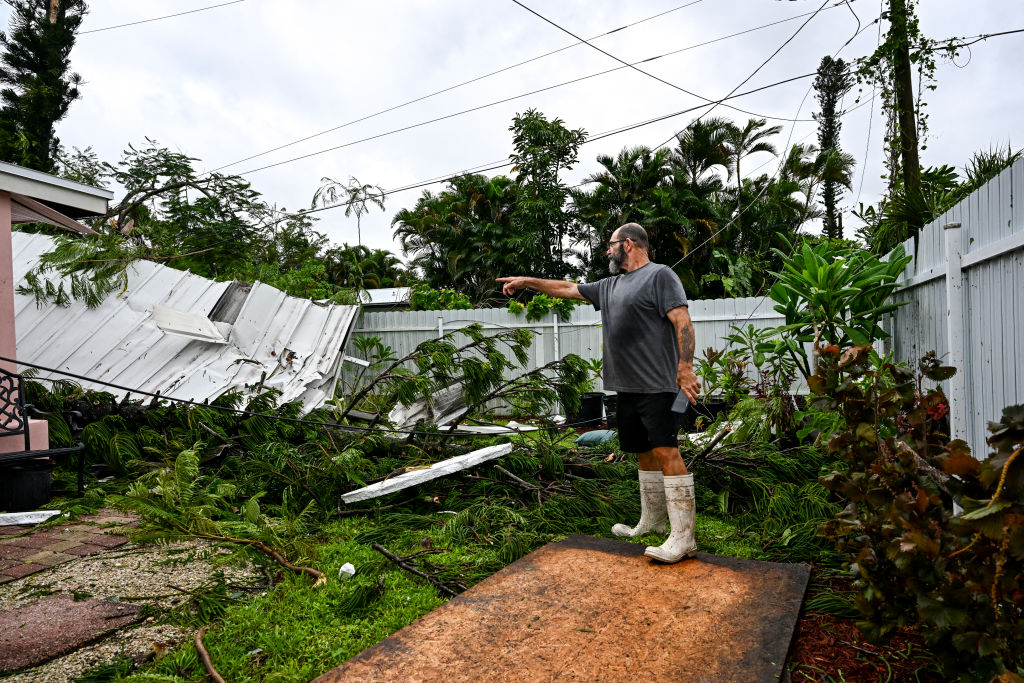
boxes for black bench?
[0,366,85,504]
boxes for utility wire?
[209,0,707,172]
[3,355,600,438]
[80,0,245,34]
[511,0,830,124]
[665,10,878,273]
[209,3,839,174]
[251,71,818,229]
[855,0,885,208]
[940,27,1024,49]
[233,62,818,178]
[653,0,836,152]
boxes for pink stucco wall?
[0,190,49,453]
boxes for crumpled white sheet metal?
[339,443,514,504]
[11,232,360,413]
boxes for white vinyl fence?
[888,156,1024,459]
[342,297,786,411]
[343,160,1024,454]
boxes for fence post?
[944,222,967,442]
[437,315,444,339]
[552,311,560,361]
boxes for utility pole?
[888,0,923,237]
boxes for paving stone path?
[0,509,136,584]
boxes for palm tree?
[312,176,386,246]
[576,146,672,259]
[780,143,856,228]
[723,118,782,192]
[670,117,732,192]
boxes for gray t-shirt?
[577,263,688,393]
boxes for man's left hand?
[677,364,700,404]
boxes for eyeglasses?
[608,238,629,247]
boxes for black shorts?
[616,392,680,453]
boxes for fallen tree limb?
[248,540,326,588]
[372,543,463,597]
[491,464,540,491]
[685,426,733,469]
[195,625,225,683]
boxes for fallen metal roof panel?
[358,287,411,306]
[12,231,360,413]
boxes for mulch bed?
[788,611,945,682]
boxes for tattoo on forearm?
[679,325,695,364]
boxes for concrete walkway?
[0,509,139,675]
[0,509,135,583]
[316,535,810,682]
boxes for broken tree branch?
[492,464,540,491]
[685,426,733,468]
[195,625,226,683]
[248,540,327,588]
[372,543,461,597]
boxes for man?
[497,223,701,563]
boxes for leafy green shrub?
[813,346,1024,680]
[768,236,911,379]
[506,293,578,322]
[409,285,472,311]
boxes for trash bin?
[567,392,604,428]
[0,459,54,512]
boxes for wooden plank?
[315,536,810,683]
[339,444,513,504]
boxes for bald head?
[614,223,650,255]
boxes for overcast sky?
[7,0,1023,256]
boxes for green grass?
[122,518,447,682]
[106,505,767,682]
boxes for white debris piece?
[453,421,539,434]
[0,510,61,526]
[340,443,514,504]
[388,384,467,431]
[338,562,356,579]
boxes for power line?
[2,355,601,438]
[233,59,817,179]
[511,0,829,125]
[855,0,885,209]
[207,0,704,174]
[210,3,837,174]
[653,0,836,152]
[255,71,819,229]
[665,9,878,273]
[79,0,245,34]
[940,27,1024,49]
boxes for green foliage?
[0,0,87,172]
[312,175,386,247]
[338,323,594,432]
[813,56,855,240]
[394,174,524,303]
[18,140,408,309]
[768,235,911,378]
[408,285,472,311]
[695,346,752,404]
[510,108,588,281]
[506,293,578,322]
[856,147,1022,254]
[813,347,1024,679]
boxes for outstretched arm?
[496,276,586,300]
[667,305,700,403]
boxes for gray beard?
[609,258,620,274]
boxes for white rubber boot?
[611,470,667,537]
[644,474,697,563]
